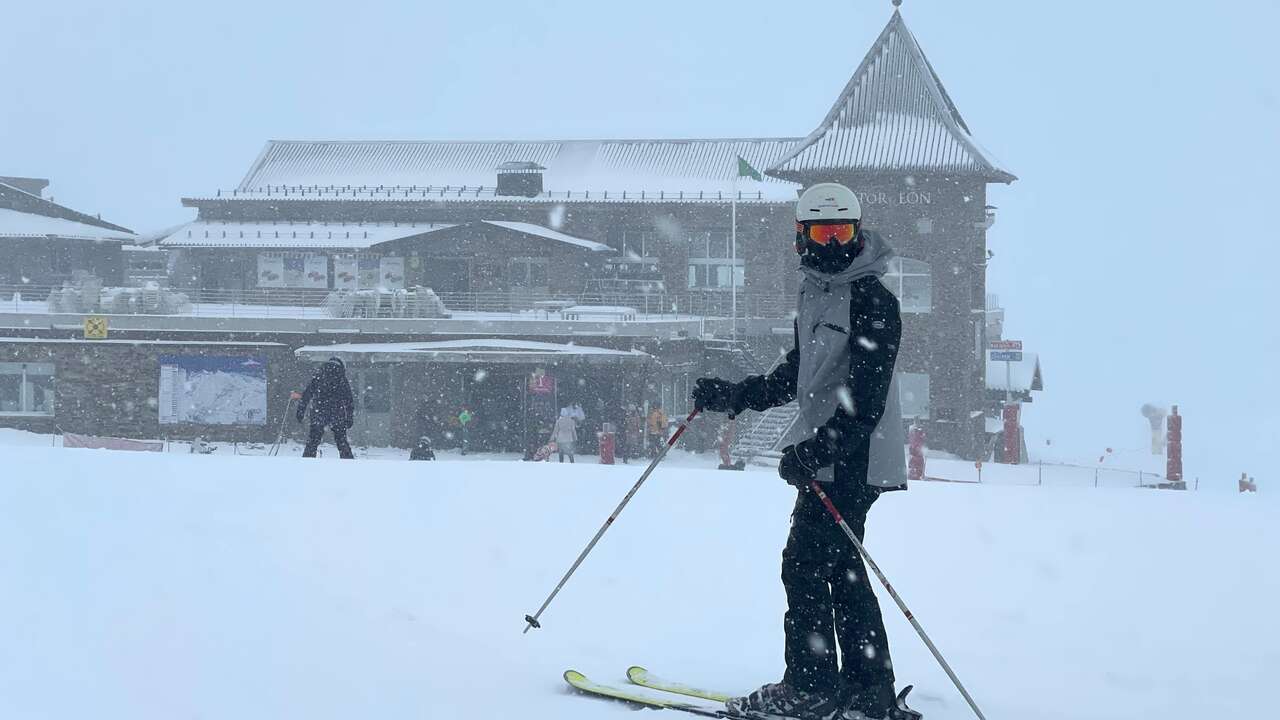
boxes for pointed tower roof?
[767,10,1015,184]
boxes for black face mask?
[797,231,864,274]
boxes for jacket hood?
[799,229,895,287]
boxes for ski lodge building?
[0,9,1030,460]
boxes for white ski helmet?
[795,182,861,223]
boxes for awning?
[296,339,653,365]
[481,221,611,252]
[0,208,136,241]
[986,352,1043,393]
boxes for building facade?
[0,9,1017,458]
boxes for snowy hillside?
[0,447,1274,720]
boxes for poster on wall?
[334,256,358,290]
[379,256,405,290]
[283,256,306,287]
[257,255,284,288]
[358,256,380,289]
[304,255,329,289]
[158,355,268,425]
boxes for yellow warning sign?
[83,315,108,339]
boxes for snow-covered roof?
[296,338,653,365]
[234,138,802,199]
[482,221,609,252]
[986,352,1043,393]
[0,207,136,241]
[158,220,457,249]
[767,11,1015,183]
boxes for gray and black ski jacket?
[735,230,906,490]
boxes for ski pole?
[523,407,701,634]
[809,480,989,720]
[271,392,301,456]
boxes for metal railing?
[0,283,794,321]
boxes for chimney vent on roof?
[496,161,545,198]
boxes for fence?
[925,457,1181,490]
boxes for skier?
[691,183,916,720]
[296,356,355,459]
[551,407,579,463]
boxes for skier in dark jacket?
[296,356,355,459]
[692,183,917,720]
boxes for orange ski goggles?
[796,221,858,246]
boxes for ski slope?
[0,446,1275,720]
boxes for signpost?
[989,339,1023,464]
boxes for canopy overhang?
[296,339,653,366]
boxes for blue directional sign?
[990,350,1023,362]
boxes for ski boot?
[726,682,844,720]
[841,685,922,720]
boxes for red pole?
[1002,403,1021,464]
[907,424,926,481]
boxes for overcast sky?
[3,0,1278,484]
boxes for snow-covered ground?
[0,440,1274,720]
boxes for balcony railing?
[0,284,794,322]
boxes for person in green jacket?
[457,406,473,455]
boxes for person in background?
[457,406,473,455]
[550,407,579,463]
[646,404,667,457]
[621,404,645,464]
[296,356,355,459]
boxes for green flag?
[736,155,762,181]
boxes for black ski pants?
[303,423,354,459]
[781,482,894,696]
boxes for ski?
[564,669,729,717]
[627,665,734,703]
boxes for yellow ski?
[564,670,727,717]
[628,665,734,703]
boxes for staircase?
[731,403,801,465]
[703,338,765,377]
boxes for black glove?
[295,408,305,424]
[778,440,825,487]
[691,377,741,416]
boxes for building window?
[883,257,931,313]
[509,258,549,288]
[898,372,929,419]
[687,230,744,290]
[0,362,55,416]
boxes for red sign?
[528,371,556,396]
[989,340,1023,350]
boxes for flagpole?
[731,174,738,342]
